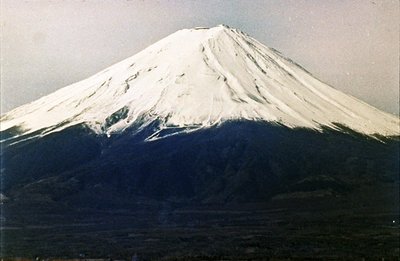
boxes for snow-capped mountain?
[1,24,399,141]
[2,26,400,258]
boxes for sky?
[1,0,399,115]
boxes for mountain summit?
[1,25,399,140]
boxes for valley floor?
[1,183,399,260]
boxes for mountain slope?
[1,25,399,142]
[2,120,399,258]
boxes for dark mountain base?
[2,184,399,259]
[1,121,399,258]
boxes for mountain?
[1,24,398,143]
[1,25,399,258]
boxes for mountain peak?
[1,26,399,141]
[191,24,230,30]
[170,24,238,44]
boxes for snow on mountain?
[1,25,399,141]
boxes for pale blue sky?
[1,0,399,114]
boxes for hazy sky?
[1,0,399,115]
